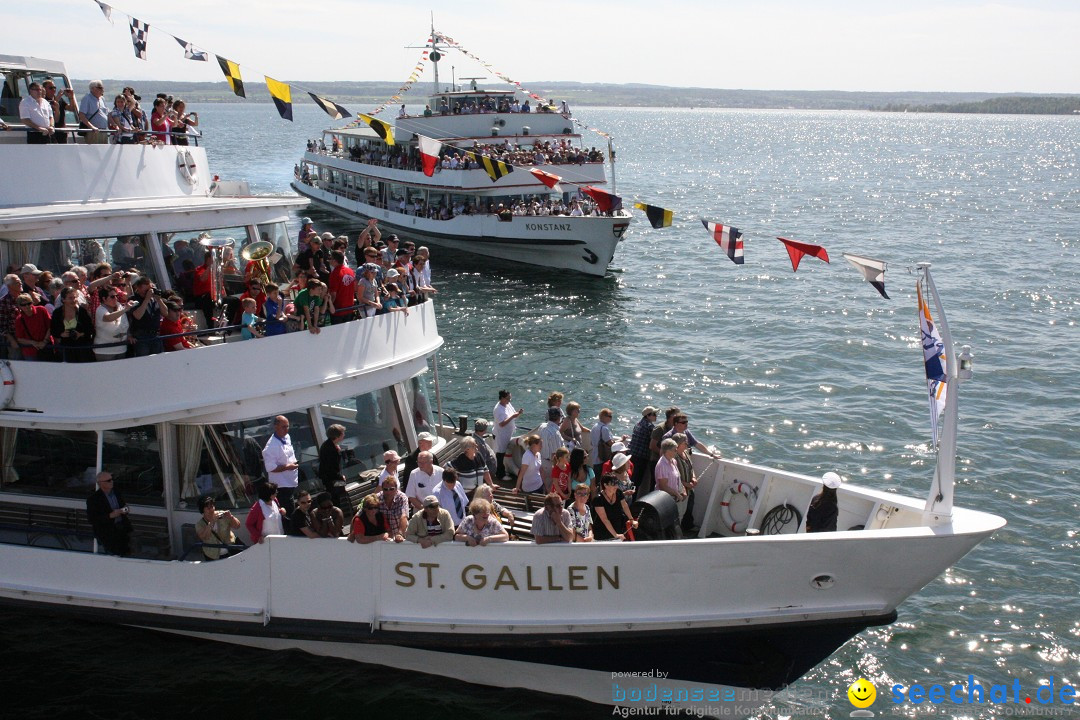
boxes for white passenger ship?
[292,32,631,277]
[0,55,1003,712]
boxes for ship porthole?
[810,574,835,589]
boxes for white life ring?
[177,149,198,186]
[0,360,15,409]
[719,481,757,533]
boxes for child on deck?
[262,284,287,336]
[240,297,262,340]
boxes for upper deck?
[394,90,579,144]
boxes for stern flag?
[308,92,351,120]
[470,152,513,182]
[633,202,673,229]
[418,135,442,177]
[777,236,830,272]
[702,220,744,265]
[529,168,563,193]
[842,253,890,299]
[265,77,293,121]
[129,19,149,60]
[175,37,208,61]
[95,1,112,23]
[217,56,245,98]
[358,113,395,146]
[918,283,948,445]
[581,185,622,213]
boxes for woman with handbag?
[195,496,242,560]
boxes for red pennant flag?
[581,186,622,213]
[777,237,829,272]
[418,135,442,177]
[529,168,563,193]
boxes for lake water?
[2,104,1077,719]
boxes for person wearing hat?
[381,269,409,315]
[627,406,658,498]
[608,453,636,502]
[381,234,400,266]
[355,263,382,318]
[19,264,48,306]
[401,431,439,485]
[537,406,566,491]
[405,495,455,547]
[298,217,315,246]
[806,472,841,533]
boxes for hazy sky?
[5,0,1079,93]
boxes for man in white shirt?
[262,415,299,513]
[431,468,470,526]
[19,83,54,144]
[405,450,443,511]
[493,389,523,480]
[538,407,566,491]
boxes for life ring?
[719,481,757,533]
[177,149,198,186]
[1,360,15,409]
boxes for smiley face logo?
[848,678,876,708]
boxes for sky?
[5,0,1080,93]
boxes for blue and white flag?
[918,283,947,445]
[129,18,149,60]
[175,37,208,61]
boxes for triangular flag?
[633,202,673,229]
[702,220,744,265]
[216,56,245,98]
[95,1,112,23]
[358,113,394,145]
[843,253,890,299]
[308,92,351,120]
[581,186,622,213]
[777,237,829,272]
[175,37,208,61]
[418,135,442,177]
[469,152,513,182]
[129,18,149,60]
[265,77,293,121]
[529,168,563,194]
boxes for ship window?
[0,428,99,501]
[320,387,407,470]
[255,221,293,284]
[0,235,156,286]
[408,373,436,435]
[101,425,163,506]
[160,226,247,294]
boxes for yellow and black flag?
[358,113,394,146]
[634,202,674,229]
[265,76,293,121]
[469,152,514,182]
[217,56,245,98]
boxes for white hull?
[293,181,627,277]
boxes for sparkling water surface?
[2,105,1077,719]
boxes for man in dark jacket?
[86,471,133,556]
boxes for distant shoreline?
[74,79,1080,116]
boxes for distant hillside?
[75,78,1080,114]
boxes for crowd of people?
[1,218,435,362]
[16,79,198,146]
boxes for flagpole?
[918,263,971,524]
[608,138,617,195]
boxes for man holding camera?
[86,471,133,556]
[128,276,163,356]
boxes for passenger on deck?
[546,392,565,422]
[609,453,635,503]
[78,80,110,143]
[380,276,409,315]
[262,416,299,514]
[86,471,133,556]
[538,406,566,487]
[406,450,443,512]
[195,496,241,559]
[663,414,719,460]
[806,472,841,533]
[401,431,437,484]
[671,433,699,536]
[432,467,470,526]
[376,479,408,541]
[42,79,74,145]
[493,390,523,481]
[531,493,573,544]
[19,82,54,144]
[568,448,595,500]
[348,494,392,543]
[451,437,493,499]
[92,287,133,361]
[559,401,584,452]
[591,408,615,479]
[295,278,332,334]
[262,284,287,337]
[312,491,344,538]
[327,251,356,325]
[245,481,286,544]
[238,279,266,318]
[654,438,687,526]
[592,474,636,542]
[569,485,594,542]
[128,277,163,356]
[406,495,455,547]
[379,450,402,486]
[13,294,51,360]
[356,264,381,318]
[473,484,514,527]
[1,275,23,357]
[470,419,498,478]
[550,447,571,503]
[160,302,197,351]
[454,499,509,546]
[239,298,262,340]
[318,424,349,508]
[288,490,320,538]
[514,434,545,495]
[19,264,48,306]
[50,287,94,362]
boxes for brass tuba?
[241,240,274,287]
[199,234,235,325]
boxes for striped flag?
[175,37,208,61]
[634,202,673,229]
[264,77,293,121]
[777,236,829,272]
[842,253,890,299]
[702,220,744,265]
[581,186,622,213]
[918,282,948,444]
[529,168,562,193]
[129,18,149,60]
[358,113,394,146]
[418,135,442,177]
[469,152,513,182]
[217,56,245,98]
[308,92,351,120]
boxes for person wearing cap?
[401,431,439,485]
[381,235,400,266]
[590,408,615,479]
[381,269,409,315]
[296,233,329,282]
[355,263,382,318]
[79,80,110,142]
[405,450,443,511]
[327,250,356,324]
[405,495,455,547]
[378,450,402,485]
[806,472,841,533]
[432,467,470,525]
[298,217,316,245]
[627,406,657,496]
[537,406,566,490]
[19,264,48,306]
[601,441,633,477]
